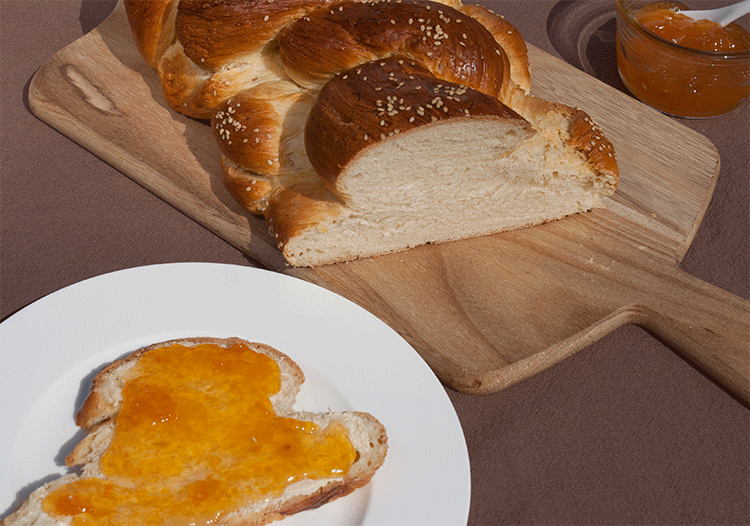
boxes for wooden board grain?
[29,1,749,401]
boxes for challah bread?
[1,337,388,526]
[264,59,616,265]
[124,0,619,267]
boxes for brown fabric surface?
[1,1,747,524]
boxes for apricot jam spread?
[42,342,357,525]
[616,1,750,117]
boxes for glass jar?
[616,0,750,118]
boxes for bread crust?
[124,0,179,68]
[175,0,336,70]
[211,81,314,176]
[279,0,513,101]
[458,3,531,93]
[2,337,387,526]
[220,157,274,215]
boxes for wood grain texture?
[28,1,749,401]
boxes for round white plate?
[0,263,470,525]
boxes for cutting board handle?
[634,266,749,404]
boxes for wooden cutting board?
[29,1,749,401]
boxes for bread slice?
[1,337,388,526]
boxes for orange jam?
[616,1,750,117]
[42,342,357,525]
[635,1,750,52]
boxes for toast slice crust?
[1,337,387,526]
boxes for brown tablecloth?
[2,1,748,524]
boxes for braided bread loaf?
[125,0,618,266]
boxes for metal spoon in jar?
[680,0,750,27]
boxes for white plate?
[0,263,470,525]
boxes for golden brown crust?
[220,157,274,215]
[157,40,214,119]
[124,0,179,68]
[305,56,531,190]
[211,81,313,174]
[157,42,292,119]
[458,3,531,93]
[175,0,336,70]
[213,94,283,174]
[568,109,620,184]
[265,180,345,256]
[278,0,512,101]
